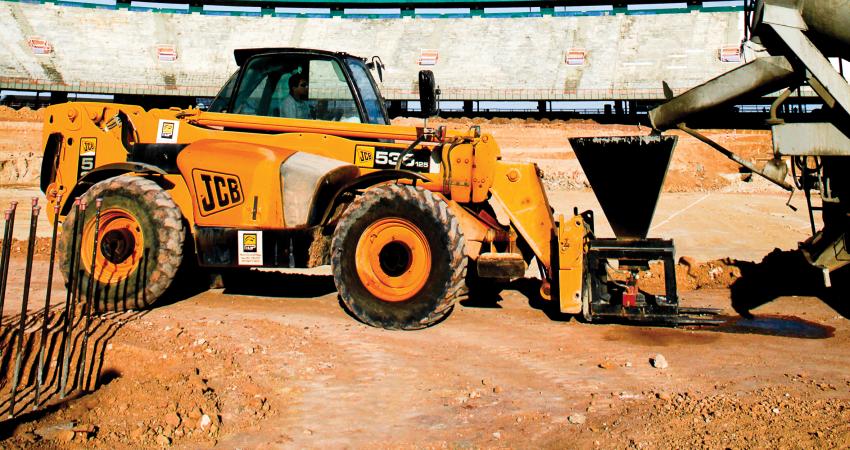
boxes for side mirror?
[367,56,385,82]
[418,70,439,118]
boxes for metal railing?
[0,75,822,103]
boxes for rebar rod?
[34,196,61,409]
[60,200,84,399]
[9,199,40,417]
[0,201,19,333]
[77,198,101,392]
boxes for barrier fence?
[1,75,821,102]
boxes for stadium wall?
[0,1,744,101]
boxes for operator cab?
[208,48,390,125]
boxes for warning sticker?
[156,120,179,143]
[237,230,263,266]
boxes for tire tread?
[331,184,466,329]
[58,175,184,311]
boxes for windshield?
[207,54,389,125]
[346,59,389,125]
[208,71,238,113]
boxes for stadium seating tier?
[0,2,743,100]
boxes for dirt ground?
[0,110,847,449]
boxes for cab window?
[346,59,389,125]
[229,54,362,123]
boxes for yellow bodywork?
[489,162,557,269]
[177,139,295,228]
[41,102,585,312]
[556,214,589,314]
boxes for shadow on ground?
[0,304,145,438]
[730,248,849,320]
[221,269,337,298]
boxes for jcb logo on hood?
[192,169,244,216]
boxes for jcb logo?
[192,169,244,216]
[80,138,97,155]
[355,146,375,168]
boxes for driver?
[281,74,311,119]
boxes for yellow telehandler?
[40,48,713,329]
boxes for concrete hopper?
[569,135,677,240]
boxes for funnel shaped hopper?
[570,135,677,240]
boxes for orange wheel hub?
[80,208,145,283]
[355,218,431,302]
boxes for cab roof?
[233,48,365,66]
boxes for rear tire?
[331,184,466,330]
[59,175,185,312]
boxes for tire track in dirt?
[270,314,476,446]
[428,316,642,414]
[177,298,451,447]
[203,300,591,446]
[261,306,621,446]
[279,337,435,446]
[54,286,844,448]
[235,298,653,442]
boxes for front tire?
[331,184,466,330]
[59,175,185,312]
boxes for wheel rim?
[80,208,145,283]
[355,217,432,302]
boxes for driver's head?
[288,74,308,101]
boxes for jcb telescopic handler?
[41,48,708,329]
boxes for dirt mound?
[6,369,223,448]
[630,383,850,448]
[0,114,44,185]
[0,106,15,120]
[1,314,280,448]
[540,167,589,190]
[0,154,42,185]
[629,257,742,294]
[0,106,43,122]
